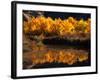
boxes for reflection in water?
[23,43,89,69]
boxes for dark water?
[43,38,90,49]
[31,60,90,69]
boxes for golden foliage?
[23,16,91,36]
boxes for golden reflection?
[24,49,88,66]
